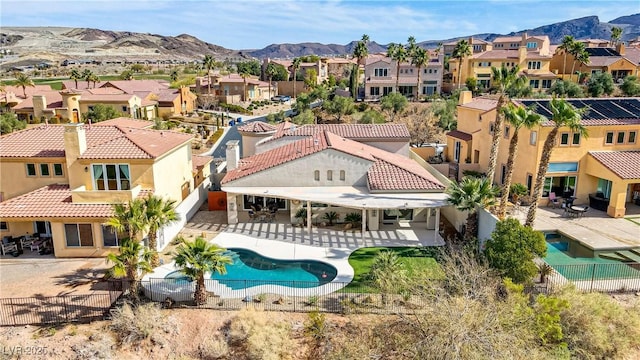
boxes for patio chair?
[548,192,561,208]
[248,210,258,222]
[30,239,46,252]
[577,206,589,218]
[20,236,34,250]
[1,236,17,255]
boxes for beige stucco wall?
[240,132,276,158]
[50,220,115,258]
[152,143,194,202]
[0,158,68,199]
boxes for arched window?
[339,170,345,181]
[314,170,320,181]
[327,170,333,181]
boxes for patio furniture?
[588,193,609,211]
[30,239,46,252]
[548,192,561,208]
[248,210,258,222]
[20,236,35,250]
[565,205,589,218]
[1,236,18,255]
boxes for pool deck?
[511,206,640,251]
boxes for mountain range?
[1,14,638,65]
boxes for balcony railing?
[71,184,142,204]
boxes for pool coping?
[142,233,355,300]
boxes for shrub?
[109,302,176,347]
[71,332,116,360]
[198,337,229,359]
[323,211,339,226]
[306,295,319,306]
[228,308,293,360]
[344,212,362,227]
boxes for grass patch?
[625,217,640,226]
[342,246,442,292]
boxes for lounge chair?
[1,236,17,255]
[548,192,561,208]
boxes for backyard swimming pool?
[166,248,338,289]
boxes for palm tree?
[88,74,100,88]
[569,42,587,83]
[81,69,94,88]
[106,238,154,300]
[291,57,301,98]
[144,195,180,267]
[452,39,472,89]
[387,43,408,93]
[105,199,147,242]
[170,69,179,82]
[525,98,587,227]
[574,50,590,84]
[406,36,418,58]
[446,176,499,242]
[13,72,34,98]
[497,104,546,219]
[70,69,82,88]
[352,36,369,100]
[411,47,429,100]
[558,36,575,80]
[610,26,622,46]
[203,54,215,95]
[485,64,526,182]
[265,62,279,100]
[173,237,233,305]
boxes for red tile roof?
[270,123,410,141]
[95,117,154,129]
[0,184,114,219]
[237,121,277,133]
[223,131,444,191]
[447,130,473,141]
[11,91,63,110]
[589,151,640,179]
[0,124,192,159]
[192,155,212,172]
[459,98,498,111]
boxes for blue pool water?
[166,248,337,289]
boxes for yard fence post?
[590,263,597,292]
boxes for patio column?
[435,207,441,242]
[307,200,312,234]
[361,207,367,244]
[227,193,238,224]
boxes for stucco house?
[222,123,449,239]
[0,118,212,257]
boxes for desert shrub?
[557,287,640,359]
[198,337,229,360]
[227,308,293,360]
[71,332,116,360]
[109,302,176,347]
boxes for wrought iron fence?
[0,281,124,326]
[545,262,640,293]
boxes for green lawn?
[342,247,442,292]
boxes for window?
[242,195,287,211]
[605,131,614,144]
[617,132,625,144]
[572,133,581,145]
[454,141,461,163]
[529,79,540,88]
[527,61,541,70]
[542,79,552,89]
[383,87,393,96]
[102,225,124,247]
[0,222,8,231]
[65,223,94,247]
[374,68,388,77]
[629,131,637,144]
[526,174,533,193]
[504,126,510,139]
[530,131,537,145]
[327,170,333,181]
[53,163,64,176]
[478,62,491,67]
[370,87,380,96]
[339,170,345,181]
[39,163,50,176]
[548,162,578,172]
[489,122,495,134]
[314,170,320,181]
[526,42,538,49]
[92,164,131,190]
[88,106,95,111]
[560,132,570,145]
[500,164,507,185]
[26,163,36,177]
[122,106,128,112]
[597,178,612,199]
[542,176,576,198]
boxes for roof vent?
[314,137,319,146]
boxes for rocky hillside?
[248,40,387,59]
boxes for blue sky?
[1,0,638,49]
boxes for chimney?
[458,90,473,105]
[32,95,46,120]
[616,43,625,56]
[63,123,87,167]
[521,32,528,42]
[226,140,240,171]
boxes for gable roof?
[589,151,640,179]
[0,124,192,159]
[459,97,498,111]
[192,155,212,172]
[95,117,154,129]
[223,130,444,191]
[237,121,277,133]
[270,123,410,141]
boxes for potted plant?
[323,211,339,226]
[295,208,308,226]
[509,183,528,204]
[344,212,362,228]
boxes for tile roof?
[624,48,640,65]
[0,184,154,219]
[95,117,154,129]
[11,91,63,110]
[102,80,170,94]
[237,121,277,133]
[80,93,137,102]
[446,130,473,141]
[270,123,410,141]
[192,155,212,172]
[589,151,640,179]
[1,85,53,99]
[0,184,114,219]
[0,124,192,159]
[472,50,520,59]
[459,98,498,111]
[223,131,444,191]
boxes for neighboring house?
[448,33,555,92]
[363,52,444,100]
[445,91,640,218]
[443,38,491,57]
[0,118,211,257]
[192,74,274,104]
[222,124,448,236]
[262,58,328,85]
[325,57,357,80]
[550,43,639,82]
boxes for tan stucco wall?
[152,143,194,202]
[0,158,68,199]
[50,220,116,258]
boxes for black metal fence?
[545,262,640,292]
[0,282,123,327]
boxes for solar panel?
[585,48,620,57]
[518,99,640,122]
[615,99,640,117]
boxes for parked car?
[271,95,291,102]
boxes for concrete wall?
[152,144,194,203]
[477,207,499,249]
[275,81,306,97]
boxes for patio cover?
[222,186,449,209]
